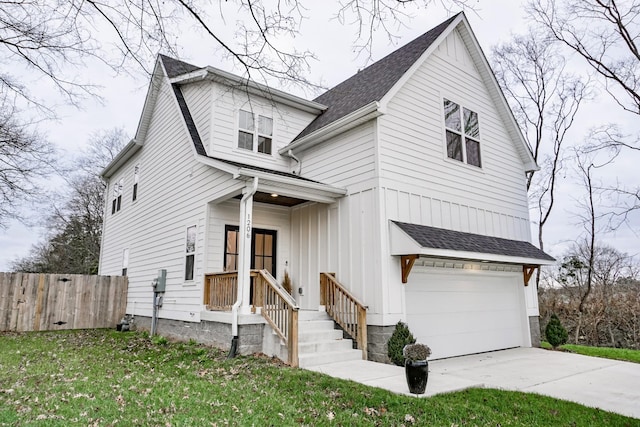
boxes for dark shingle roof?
[210,157,320,183]
[393,221,555,262]
[160,54,201,78]
[293,14,459,141]
[172,84,207,156]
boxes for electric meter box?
[153,269,167,293]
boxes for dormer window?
[238,110,273,155]
[443,99,481,167]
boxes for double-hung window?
[132,165,139,202]
[238,110,273,154]
[443,99,481,167]
[111,178,123,214]
[185,225,196,281]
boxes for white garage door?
[405,266,527,360]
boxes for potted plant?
[403,343,431,395]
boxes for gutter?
[101,139,143,178]
[279,101,382,155]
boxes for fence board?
[0,273,128,332]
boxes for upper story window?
[238,110,273,155]
[111,178,123,214]
[443,99,481,168]
[132,165,139,202]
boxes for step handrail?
[252,269,299,367]
[320,273,368,360]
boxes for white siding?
[298,122,376,188]
[207,82,317,172]
[378,28,530,231]
[182,81,212,145]
[99,76,239,322]
[289,190,384,314]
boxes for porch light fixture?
[270,193,278,197]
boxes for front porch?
[202,270,367,367]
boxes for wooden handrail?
[320,273,368,360]
[252,270,299,367]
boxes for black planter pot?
[405,360,429,394]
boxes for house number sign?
[245,214,252,239]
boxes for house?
[98,12,555,366]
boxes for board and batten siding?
[289,121,382,312]
[367,28,535,321]
[378,28,530,238]
[202,81,318,172]
[99,76,239,322]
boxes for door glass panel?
[264,235,273,256]
[254,257,263,270]
[254,233,264,256]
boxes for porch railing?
[203,270,299,367]
[204,271,237,310]
[320,273,368,360]
[252,270,299,367]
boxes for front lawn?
[541,341,640,364]
[0,330,637,426]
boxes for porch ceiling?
[233,192,307,207]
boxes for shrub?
[545,313,568,348]
[387,321,416,366]
[403,343,431,362]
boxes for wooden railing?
[252,270,299,367]
[320,273,368,360]
[204,272,238,310]
[203,270,299,367]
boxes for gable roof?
[159,54,201,78]
[391,221,555,265]
[286,13,537,171]
[294,15,458,141]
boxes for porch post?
[237,179,257,314]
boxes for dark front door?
[224,225,277,275]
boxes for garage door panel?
[406,290,517,314]
[406,267,525,359]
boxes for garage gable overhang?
[390,220,556,267]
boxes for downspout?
[228,176,259,358]
[287,149,302,175]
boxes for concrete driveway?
[307,347,640,419]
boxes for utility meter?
[152,269,167,293]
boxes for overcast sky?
[0,1,637,270]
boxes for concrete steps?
[296,310,363,368]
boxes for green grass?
[541,341,640,364]
[0,331,637,427]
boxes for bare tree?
[527,0,640,116]
[0,102,55,228]
[11,128,126,274]
[491,29,589,286]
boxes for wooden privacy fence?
[0,273,128,332]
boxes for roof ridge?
[292,13,460,141]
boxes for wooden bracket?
[523,265,537,286]
[401,255,419,284]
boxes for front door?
[223,225,277,275]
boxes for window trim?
[122,248,129,276]
[442,98,482,168]
[185,225,197,281]
[132,165,139,202]
[236,109,274,155]
[111,178,123,214]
